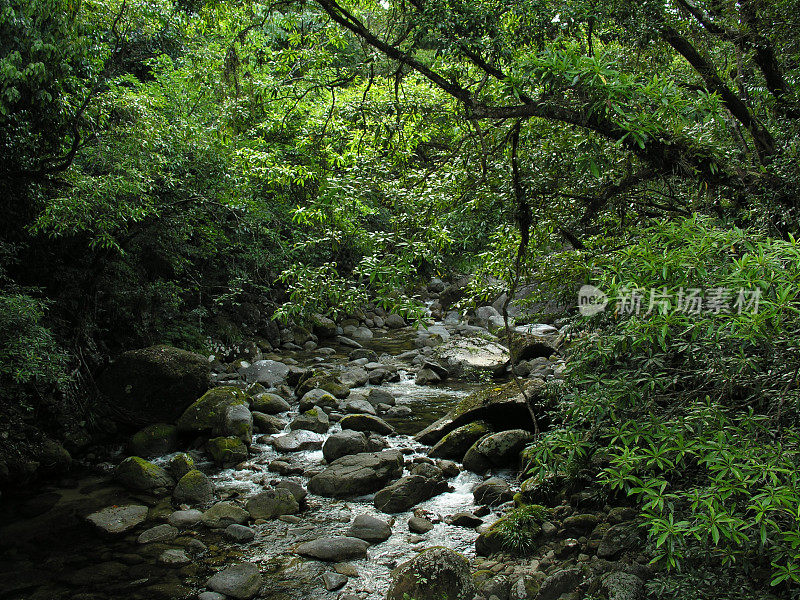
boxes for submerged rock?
[386,547,476,600]
[86,504,148,535]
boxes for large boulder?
[238,360,291,388]
[308,450,404,497]
[386,547,476,600]
[206,563,262,600]
[245,488,299,520]
[173,469,215,505]
[472,477,513,506]
[295,537,370,561]
[99,344,211,425]
[428,421,492,461]
[128,423,178,458]
[115,456,174,492]
[414,379,542,446]
[374,475,449,513]
[432,335,509,378]
[177,387,252,442]
[462,429,535,473]
[509,330,557,364]
[322,430,370,463]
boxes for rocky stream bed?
[0,298,651,600]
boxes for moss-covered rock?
[115,456,174,491]
[250,392,290,415]
[206,436,248,467]
[295,373,350,399]
[428,421,492,461]
[462,429,535,473]
[414,380,542,445]
[129,423,178,458]
[177,386,250,440]
[165,452,195,480]
[387,547,476,600]
[99,344,211,425]
[509,331,557,364]
[173,468,215,505]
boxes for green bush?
[524,216,800,593]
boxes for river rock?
[223,403,253,443]
[166,452,195,479]
[343,397,376,415]
[177,386,250,439]
[600,571,645,600]
[385,314,406,329]
[472,477,513,506]
[408,517,434,533]
[201,501,250,528]
[252,411,285,434]
[86,504,148,535]
[428,421,492,461]
[169,509,203,528]
[239,359,291,387]
[374,475,449,513]
[173,469,215,505]
[206,562,262,599]
[296,373,350,399]
[275,479,307,503]
[290,406,330,434]
[462,429,535,473]
[99,344,211,425]
[128,423,178,458]
[509,330,557,363]
[367,388,396,407]
[308,450,404,497]
[226,523,256,542]
[322,430,369,462]
[340,366,370,388]
[250,392,291,414]
[295,536,370,561]
[433,335,508,377]
[347,514,392,543]
[159,549,191,565]
[138,523,178,544]
[350,349,378,361]
[323,571,348,591]
[339,414,395,435]
[415,368,442,385]
[414,379,542,445]
[410,462,443,480]
[273,430,325,452]
[537,568,583,600]
[206,436,248,467]
[115,456,174,492]
[299,388,339,412]
[245,488,299,519]
[386,547,476,600]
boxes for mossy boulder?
[173,469,215,505]
[177,386,251,441]
[165,452,195,480]
[250,392,290,415]
[387,547,476,600]
[129,423,178,458]
[428,421,492,461]
[252,411,285,434]
[244,488,299,519]
[463,429,535,473]
[414,380,542,445]
[206,436,248,467]
[295,373,350,399]
[115,456,174,492]
[99,344,211,426]
[509,331,557,364]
